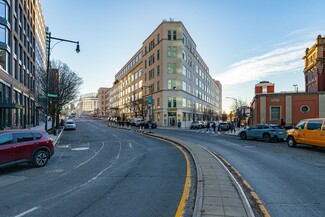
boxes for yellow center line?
[175,145,191,217]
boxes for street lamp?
[226,96,238,121]
[45,31,80,131]
[226,97,238,111]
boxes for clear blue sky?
[41,0,325,112]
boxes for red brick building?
[251,90,325,126]
[250,35,325,126]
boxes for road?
[0,118,191,217]
[154,127,325,217]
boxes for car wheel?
[287,136,297,147]
[33,150,49,167]
[262,133,271,142]
[240,132,247,140]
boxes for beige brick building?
[97,87,110,117]
[109,21,222,127]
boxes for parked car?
[130,118,143,126]
[239,124,286,142]
[286,118,325,148]
[219,122,230,131]
[65,119,76,130]
[135,119,145,126]
[143,120,157,129]
[0,130,54,168]
[190,121,202,129]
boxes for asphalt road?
[154,127,325,217]
[0,118,189,217]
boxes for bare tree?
[37,60,83,129]
[229,98,247,112]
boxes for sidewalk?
[31,121,62,146]
[147,133,254,217]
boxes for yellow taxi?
[286,118,325,148]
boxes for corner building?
[110,21,222,127]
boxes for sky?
[40,0,325,113]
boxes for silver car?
[65,119,76,130]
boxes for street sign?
[48,94,58,98]
[148,95,152,106]
[38,96,46,99]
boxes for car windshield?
[67,121,74,124]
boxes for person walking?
[206,122,210,132]
[178,120,181,129]
[231,122,236,133]
[212,122,216,133]
[281,118,286,127]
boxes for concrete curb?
[53,129,64,146]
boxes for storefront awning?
[0,103,24,109]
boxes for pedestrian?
[206,122,210,132]
[281,118,286,127]
[231,122,236,133]
[178,120,181,129]
[212,122,216,133]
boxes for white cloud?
[214,42,312,85]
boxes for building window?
[173,97,177,107]
[183,98,186,107]
[167,46,176,57]
[168,30,171,40]
[172,46,177,57]
[157,98,160,108]
[157,81,160,91]
[182,33,187,45]
[149,68,155,80]
[0,49,8,71]
[270,106,280,121]
[168,97,172,107]
[157,34,160,43]
[0,1,5,19]
[0,25,6,43]
[183,81,186,91]
[168,79,176,89]
[157,65,160,76]
[183,65,186,76]
[173,30,176,40]
[300,105,310,113]
[157,49,160,60]
[167,63,176,74]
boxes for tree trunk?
[56,112,60,129]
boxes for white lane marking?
[40,142,122,205]
[129,142,132,148]
[79,141,122,188]
[60,142,105,176]
[74,142,105,168]
[112,134,118,137]
[15,207,39,217]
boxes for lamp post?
[45,31,80,131]
[226,96,238,123]
[226,97,238,111]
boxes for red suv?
[0,130,54,168]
